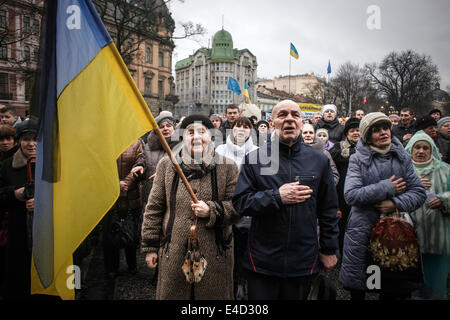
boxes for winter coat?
[311,140,340,186]
[338,137,426,291]
[232,134,339,278]
[137,131,179,208]
[115,140,143,210]
[140,148,239,300]
[0,149,34,298]
[215,135,258,171]
[314,118,344,144]
[405,131,450,256]
[435,132,450,164]
[392,122,415,145]
[330,138,358,216]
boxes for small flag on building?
[290,43,299,59]
[227,77,241,95]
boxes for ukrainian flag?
[32,0,157,299]
[290,43,299,59]
[244,83,251,104]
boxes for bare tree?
[331,62,376,116]
[366,50,440,113]
[92,0,205,64]
[446,84,450,94]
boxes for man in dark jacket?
[314,104,344,144]
[219,105,240,143]
[232,99,339,300]
[392,108,415,145]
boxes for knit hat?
[388,114,400,121]
[414,115,437,131]
[180,114,214,130]
[316,128,329,138]
[359,112,392,142]
[321,104,337,115]
[437,117,450,131]
[344,117,361,136]
[155,114,175,126]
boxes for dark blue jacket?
[232,135,339,278]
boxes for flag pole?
[153,127,199,203]
[289,55,291,96]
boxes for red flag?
[363,96,367,104]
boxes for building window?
[145,77,152,95]
[145,45,152,64]
[24,46,30,61]
[33,47,39,62]
[0,42,7,60]
[158,49,164,67]
[0,10,7,29]
[23,16,30,33]
[158,79,164,97]
[32,19,39,35]
[0,73,9,99]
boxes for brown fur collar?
[12,149,28,169]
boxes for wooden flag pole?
[153,126,199,204]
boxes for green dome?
[211,29,234,61]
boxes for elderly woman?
[339,112,426,300]
[389,114,400,126]
[141,114,239,300]
[316,128,334,152]
[302,123,339,185]
[0,120,37,299]
[405,131,450,300]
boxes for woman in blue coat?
[338,112,426,300]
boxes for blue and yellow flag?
[243,83,251,104]
[227,77,241,95]
[32,0,157,300]
[290,43,299,59]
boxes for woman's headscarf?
[405,130,443,174]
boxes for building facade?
[174,28,257,117]
[0,0,176,117]
[258,73,322,97]
[0,0,44,117]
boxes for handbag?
[368,210,423,293]
[307,273,336,300]
[109,209,138,249]
[182,223,207,284]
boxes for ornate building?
[0,0,44,117]
[0,0,177,117]
[174,28,257,117]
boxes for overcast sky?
[168,0,450,90]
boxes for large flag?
[243,83,251,104]
[290,43,299,59]
[327,60,332,74]
[32,0,157,300]
[227,77,241,95]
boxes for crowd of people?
[0,101,449,300]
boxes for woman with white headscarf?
[405,130,450,300]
